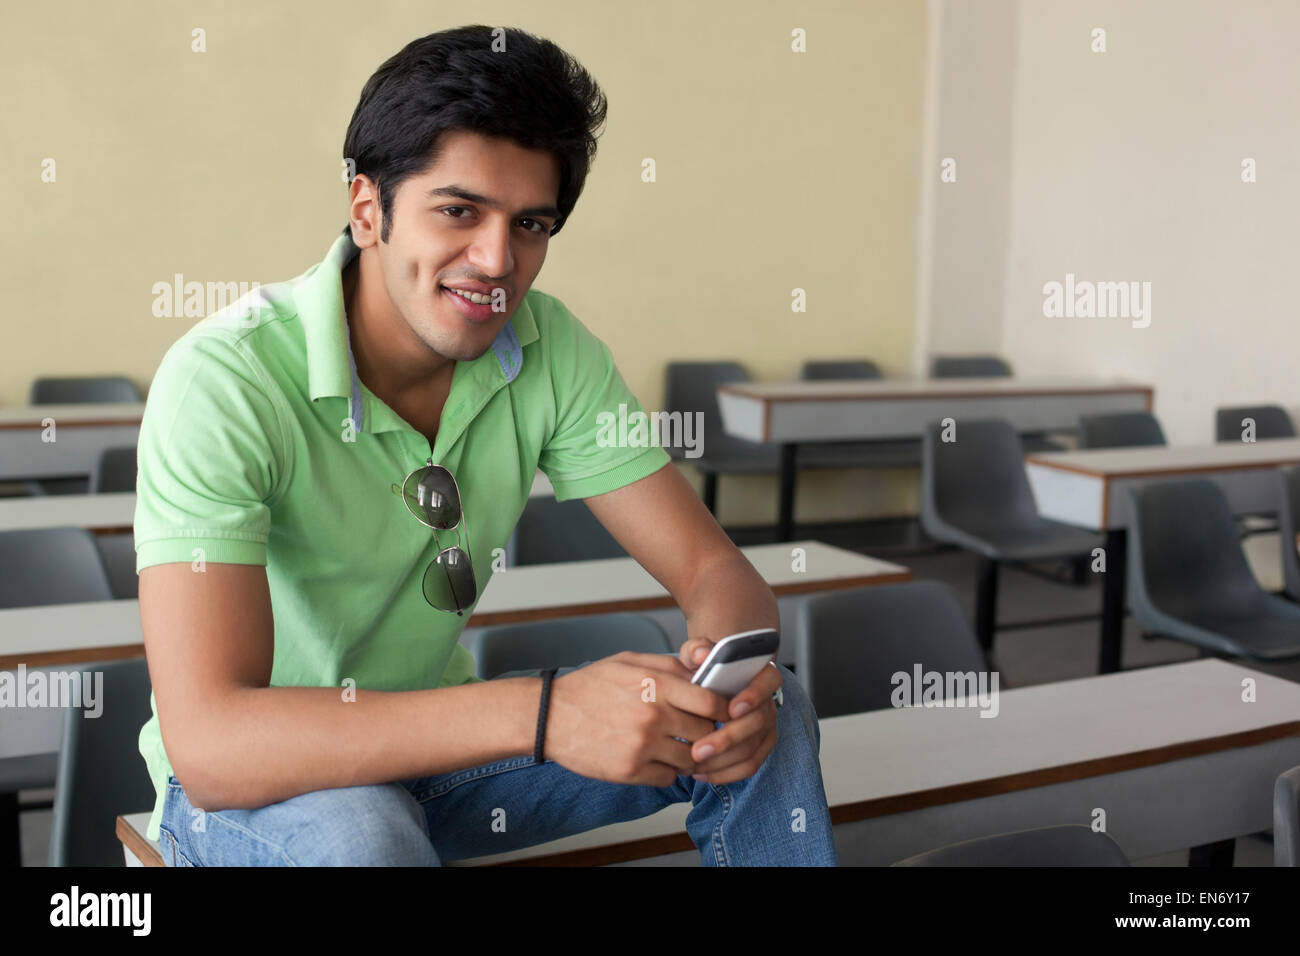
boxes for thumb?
[679,638,714,671]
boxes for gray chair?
[920,419,1103,654]
[1215,404,1296,443]
[509,495,626,565]
[892,824,1130,866]
[796,360,921,470]
[1077,411,1167,449]
[663,361,781,515]
[1275,765,1300,867]
[48,658,155,866]
[930,355,1013,378]
[795,580,989,718]
[0,527,114,865]
[29,375,142,405]
[1216,407,1296,537]
[89,446,138,494]
[1278,467,1300,603]
[28,377,142,494]
[469,613,673,680]
[1126,479,1300,661]
[930,356,1065,452]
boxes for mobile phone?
[690,628,780,698]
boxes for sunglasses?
[391,458,476,615]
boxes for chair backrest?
[1275,765,1300,867]
[511,496,626,565]
[30,376,142,405]
[470,613,674,679]
[0,527,113,608]
[1278,467,1300,602]
[1125,479,1264,623]
[796,580,988,717]
[663,361,780,464]
[1077,411,1167,450]
[929,355,1012,378]
[921,419,1039,531]
[89,446,138,494]
[1215,404,1297,442]
[799,359,882,381]
[48,658,156,866]
[892,824,1130,866]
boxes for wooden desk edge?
[117,815,166,867]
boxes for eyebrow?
[426,185,560,222]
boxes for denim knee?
[773,664,820,748]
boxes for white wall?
[1000,0,1300,441]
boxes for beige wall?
[2,0,928,526]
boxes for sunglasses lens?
[403,466,461,530]
[423,548,477,612]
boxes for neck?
[342,250,453,402]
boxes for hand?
[677,637,783,785]
[543,651,733,787]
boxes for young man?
[136,24,835,866]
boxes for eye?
[520,218,549,235]
[441,206,472,219]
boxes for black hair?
[342,25,607,242]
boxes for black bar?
[1100,528,1126,673]
[777,443,798,541]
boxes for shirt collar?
[300,229,539,408]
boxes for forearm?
[170,677,541,810]
[679,552,780,642]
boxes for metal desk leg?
[777,443,798,541]
[1100,528,1126,674]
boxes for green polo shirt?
[133,229,670,841]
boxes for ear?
[348,174,383,248]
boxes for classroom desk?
[1025,438,1300,673]
[715,378,1153,540]
[436,658,1300,865]
[0,492,135,534]
[0,404,143,482]
[0,542,909,669]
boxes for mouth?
[439,284,503,323]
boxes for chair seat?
[928,518,1102,562]
[1141,596,1300,661]
[797,440,921,469]
[0,752,59,791]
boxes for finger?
[678,637,714,670]
[616,650,695,676]
[656,672,732,723]
[727,660,782,720]
[648,735,701,775]
[691,719,766,774]
[688,702,771,763]
[694,715,779,785]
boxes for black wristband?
[533,668,558,765]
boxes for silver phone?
[690,628,780,698]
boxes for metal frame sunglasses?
[391,457,476,615]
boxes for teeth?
[446,286,493,305]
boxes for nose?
[466,218,514,286]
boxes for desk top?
[0,542,908,667]
[0,492,135,532]
[718,377,1152,403]
[469,541,910,626]
[0,403,146,428]
[456,658,1300,864]
[1025,438,1300,478]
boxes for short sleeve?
[536,303,670,501]
[133,331,287,571]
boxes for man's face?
[364,130,561,362]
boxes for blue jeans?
[157,662,835,866]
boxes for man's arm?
[143,556,736,808]
[582,463,784,784]
[141,562,547,810]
